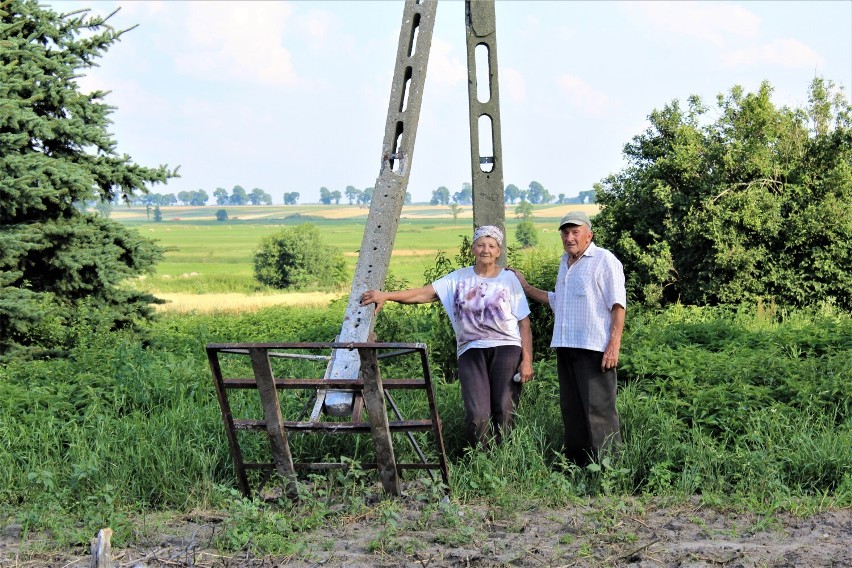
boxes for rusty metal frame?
[207,341,449,498]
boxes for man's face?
[560,224,592,257]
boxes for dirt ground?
[2,497,850,568]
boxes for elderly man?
[511,211,626,465]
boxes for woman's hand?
[518,358,534,384]
[360,290,388,314]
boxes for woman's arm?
[360,284,438,314]
[518,316,534,383]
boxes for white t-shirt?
[432,266,531,357]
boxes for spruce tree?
[0,1,177,359]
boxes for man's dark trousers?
[556,347,621,466]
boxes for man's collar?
[563,241,597,264]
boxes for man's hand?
[601,335,621,371]
[601,346,619,371]
[507,267,550,306]
[602,305,625,371]
[506,267,528,288]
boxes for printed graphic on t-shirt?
[453,279,515,343]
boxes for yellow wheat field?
[154,292,344,314]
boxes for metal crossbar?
[207,341,449,498]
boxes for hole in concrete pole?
[391,122,403,173]
[408,14,421,58]
[478,114,494,173]
[475,44,491,103]
[400,67,412,112]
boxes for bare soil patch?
[3,497,849,567]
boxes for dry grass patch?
[154,292,343,313]
[343,249,439,257]
[297,207,370,219]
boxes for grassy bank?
[1,301,849,551]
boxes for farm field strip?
[118,204,597,289]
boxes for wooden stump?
[90,527,113,568]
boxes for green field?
[114,203,597,293]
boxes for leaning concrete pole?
[318,0,438,417]
[465,0,506,265]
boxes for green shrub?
[594,78,852,310]
[253,223,348,290]
[515,219,539,248]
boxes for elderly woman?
[360,225,533,449]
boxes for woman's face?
[472,237,500,266]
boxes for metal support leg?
[358,347,401,496]
[250,348,298,496]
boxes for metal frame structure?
[207,342,449,498]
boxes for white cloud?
[76,73,171,118]
[115,1,166,18]
[110,80,172,117]
[424,37,467,91]
[499,67,526,103]
[724,38,826,69]
[556,74,612,116]
[174,2,300,87]
[626,1,761,47]
[300,8,337,46]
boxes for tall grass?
[1,301,849,548]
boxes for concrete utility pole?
[465,0,507,264]
[317,0,438,417]
[319,0,505,416]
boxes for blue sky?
[54,1,852,204]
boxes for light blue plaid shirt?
[547,242,626,352]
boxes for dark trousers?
[556,347,621,466]
[457,346,522,448]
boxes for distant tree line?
[317,186,412,206]
[430,182,596,205]
[129,182,593,208]
[212,186,272,206]
[131,186,291,206]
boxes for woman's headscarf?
[473,225,503,247]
